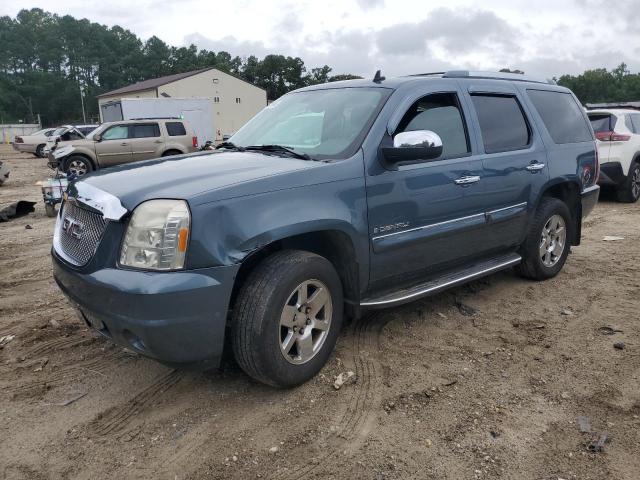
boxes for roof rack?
[128,117,182,120]
[406,72,446,77]
[442,70,556,85]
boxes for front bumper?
[52,251,240,368]
[581,184,599,218]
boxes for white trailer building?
[97,67,267,141]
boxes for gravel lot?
[1,144,639,480]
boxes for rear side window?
[166,122,187,136]
[131,123,160,138]
[630,114,640,134]
[588,114,614,133]
[471,94,530,153]
[527,90,592,144]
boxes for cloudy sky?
[2,0,639,79]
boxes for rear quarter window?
[166,122,187,136]
[527,89,593,144]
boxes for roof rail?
[128,117,182,120]
[442,70,556,85]
[406,72,446,77]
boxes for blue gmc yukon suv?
[52,71,600,387]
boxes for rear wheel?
[517,198,572,280]
[616,162,640,203]
[231,250,343,388]
[162,149,182,157]
[35,144,45,158]
[64,155,93,177]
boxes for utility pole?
[79,84,86,124]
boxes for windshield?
[229,87,389,159]
[52,127,67,136]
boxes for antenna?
[373,70,385,83]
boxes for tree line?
[0,9,361,125]
[1,9,639,126]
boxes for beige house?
[97,67,267,140]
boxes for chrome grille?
[57,201,108,266]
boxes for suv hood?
[73,150,326,210]
[51,139,95,159]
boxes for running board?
[360,253,522,308]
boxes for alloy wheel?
[67,159,88,176]
[539,214,566,267]
[279,279,332,365]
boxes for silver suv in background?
[48,118,198,175]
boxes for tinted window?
[166,122,187,136]
[471,94,529,153]
[631,114,640,134]
[588,114,613,133]
[396,92,469,159]
[528,90,592,144]
[131,123,160,138]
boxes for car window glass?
[131,124,160,138]
[395,92,470,159]
[166,122,187,136]
[631,114,640,134]
[588,114,612,133]
[471,94,530,153]
[527,90,592,144]
[102,125,129,140]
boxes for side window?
[131,123,160,138]
[471,94,530,153]
[630,114,640,134]
[588,114,613,133]
[527,90,593,144]
[166,122,187,136]
[395,92,470,159]
[102,125,129,140]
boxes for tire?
[616,162,640,203]
[45,203,57,218]
[231,250,344,388]
[64,155,93,177]
[162,149,182,157]
[517,197,572,280]
[36,144,45,158]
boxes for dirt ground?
[1,144,639,480]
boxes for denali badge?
[62,217,84,240]
[373,222,410,235]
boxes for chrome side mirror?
[382,130,443,165]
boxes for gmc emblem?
[62,217,84,240]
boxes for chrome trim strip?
[73,182,127,221]
[361,255,522,307]
[372,202,528,241]
[486,202,527,215]
[372,212,485,241]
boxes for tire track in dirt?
[276,311,391,480]
[21,335,93,358]
[88,369,183,436]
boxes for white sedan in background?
[12,128,57,157]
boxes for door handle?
[120,142,129,146]
[154,140,163,144]
[526,162,545,172]
[454,175,481,185]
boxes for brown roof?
[97,67,216,98]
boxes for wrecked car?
[52,70,599,387]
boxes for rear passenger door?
[461,83,548,251]
[128,123,164,161]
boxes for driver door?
[366,88,488,290]
[95,124,132,167]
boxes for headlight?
[120,200,190,270]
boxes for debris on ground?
[613,342,625,350]
[45,391,88,407]
[33,358,49,372]
[561,308,574,316]
[602,236,624,241]
[598,326,623,335]
[0,200,36,222]
[577,416,592,433]
[269,446,279,454]
[455,300,477,316]
[587,432,609,453]
[25,224,32,229]
[0,334,16,348]
[334,371,356,390]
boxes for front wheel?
[517,198,572,280]
[231,250,343,388]
[616,162,640,203]
[64,155,93,176]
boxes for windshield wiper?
[244,144,311,160]
[215,141,245,151]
